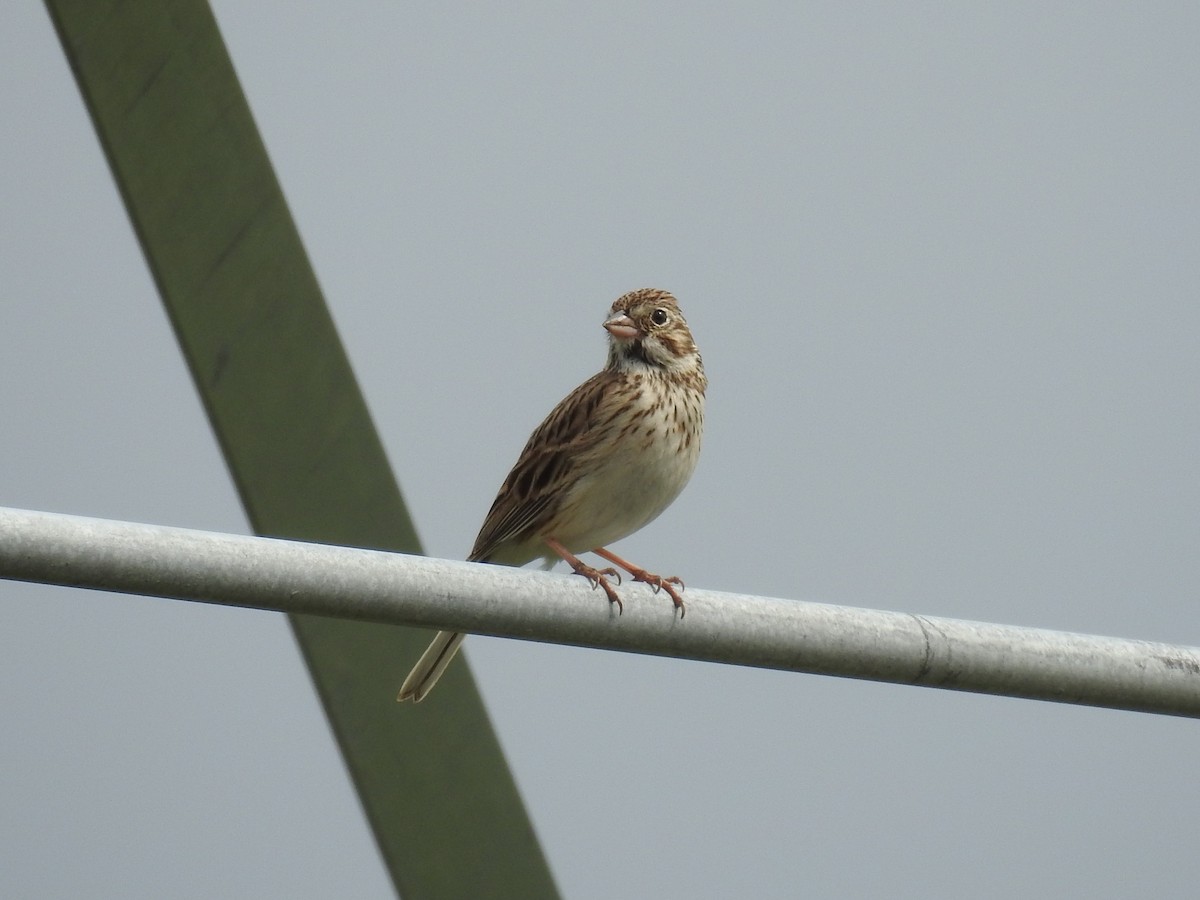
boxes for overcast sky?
[2,3,1198,898]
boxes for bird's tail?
[397,631,466,702]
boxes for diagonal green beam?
[44,2,558,897]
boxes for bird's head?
[603,288,702,378]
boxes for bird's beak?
[603,312,639,341]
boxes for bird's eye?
[650,308,669,326]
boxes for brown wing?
[468,370,618,562]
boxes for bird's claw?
[627,571,687,618]
[571,564,624,614]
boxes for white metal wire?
[2,505,1198,717]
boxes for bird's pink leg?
[591,547,686,617]
[544,537,624,614]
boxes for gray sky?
[3,3,1198,898]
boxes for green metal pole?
[43,2,558,897]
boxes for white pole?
[1,505,1197,717]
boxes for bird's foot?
[543,537,627,614]
[625,568,686,617]
[590,547,687,618]
[568,562,624,613]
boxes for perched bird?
[397,288,706,702]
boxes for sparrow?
[398,288,706,701]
